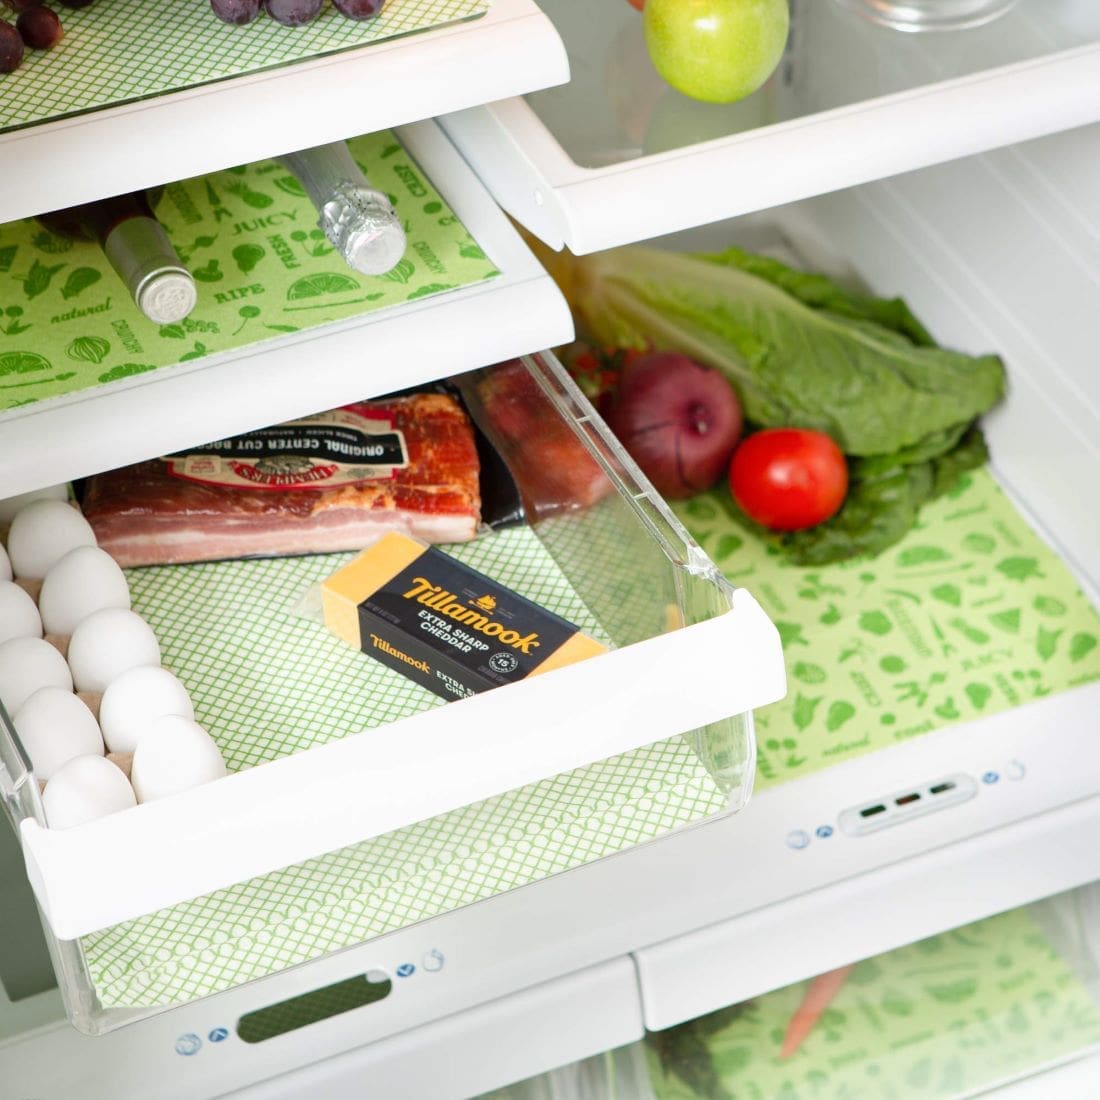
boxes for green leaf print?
[683,498,717,522]
[1037,627,1062,661]
[1033,596,1067,617]
[775,622,809,648]
[949,617,990,645]
[225,180,273,209]
[962,532,996,554]
[931,583,962,606]
[881,989,915,1017]
[826,700,855,732]
[158,324,186,340]
[1071,634,1098,663]
[926,978,978,1003]
[31,229,72,255]
[21,259,64,299]
[989,608,1022,634]
[98,363,156,383]
[714,533,743,561]
[60,267,102,300]
[859,610,893,636]
[965,682,992,710]
[458,239,486,260]
[997,556,1044,582]
[898,545,951,566]
[792,662,827,685]
[793,694,823,731]
[819,603,842,626]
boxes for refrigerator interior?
[1,0,1100,1094]
[3,117,1100,1097]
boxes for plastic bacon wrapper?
[209,0,386,27]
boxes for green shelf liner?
[0,128,499,415]
[645,906,1100,1099]
[0,0,488,134]
[81,527,728,1008]
[675,469,1100,791]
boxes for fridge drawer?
[440,0,1100,254]
[0,118,572,500]
[0,349,785,1030]
[484,886,1100,1100]
[0,0,569,226]
[0,954,643,1100]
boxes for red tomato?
[729,429,848,531]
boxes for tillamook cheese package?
[322,532,606,701]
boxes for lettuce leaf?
[568,245,1005,458]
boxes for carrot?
[779,963,856,1059]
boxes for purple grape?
[332,0,385,17]
[2,0,38,13]
[17,5,64,49]
[263,0,323,25]
[210,0,261,24]
[0,17,23,71]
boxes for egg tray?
[0,0,489,134]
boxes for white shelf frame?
[0,118,574,500]
[441,40,1100,254]
[0,0,569,226]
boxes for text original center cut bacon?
[82,393,481,567]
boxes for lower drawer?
[0,350,785,1034]
[484,885,1100,1100]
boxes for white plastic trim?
[0,120,574,499]
[21,591,784,939]
[0,0,569,225]
[442,42,1100,254]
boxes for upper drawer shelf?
[440,0,1100,254]
[0,0,568,225]
[0,120,572,500]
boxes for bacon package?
[81,392,482,567]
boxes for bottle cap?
[136,272,198,325]
[103,217,197,325]
[320,185,408,277]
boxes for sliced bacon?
[82,393,481,567]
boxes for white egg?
[39,545,131,636]
[0,483,69,526]
[0,636,73,716]
[67,608,161,694]
[131,715,226,803]
[0,580,43,645]
[0,543,10,583]
[7,499,96,581]
[42,754,136,829]
[13,687,104,780]
[99,665,194,754]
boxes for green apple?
[644,0,790,105]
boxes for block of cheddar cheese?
[321,532,606,701]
